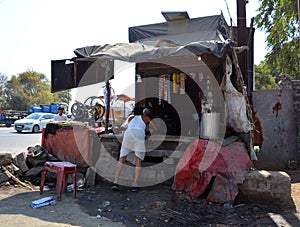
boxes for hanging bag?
[223,56,253,133]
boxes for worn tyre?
[32,125,40,133]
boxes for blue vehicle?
[1,103,67,127]
[0,110,28,127]
[27,103,65,114]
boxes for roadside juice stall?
[48,13,255,203]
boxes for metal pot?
[200,113,220,140]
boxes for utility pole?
[236,0,250,95]
[236,0,254,158]
[104,80,111,133]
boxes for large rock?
[0,172,10,184]
[14,152,29,173]
[238,170,292,204]
[0,153,13,166]
[25,166,44,177]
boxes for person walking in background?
[111,107,157,191]
[54,106,68,121]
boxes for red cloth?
[172,139,252,203]
[44,128,96,168]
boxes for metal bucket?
[200,113,220,140]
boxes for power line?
[224,0,235,26]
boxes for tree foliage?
[255,0,299,79]
[55,90,71,105]
[254,60,276,90]
[3,70,71,111]
[0,73,9,109]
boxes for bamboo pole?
[2,166,34,191]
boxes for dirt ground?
[1,171,300,227]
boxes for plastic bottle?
[67,179,85,192]
[223,202,233,208]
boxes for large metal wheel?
[94,103,105,121]
[32,125,40,133]
[84,96,105,120]
[84,96,104,108]
[71,102,86,120]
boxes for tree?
[53,90,71,106]
[255,0,299,79]
[5,75,27,110]
[254,60,276,90]
[0,73,9,109]
[4,70,71,111]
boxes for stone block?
[25,166,43,177]
[6,163,22,176]
[14,152,29,173]
[163,157,176,165]
[239,170,292,204]
[140,168,156,182]
[146,150,173,157]
[95,161,117,183]
[0,153,13,166]
[96,150,118,165]
[0,172,10,183]
[170,150,184,159]
[86,167,96,187]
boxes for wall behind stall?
[292,80,300,157]
[252,86,298,170]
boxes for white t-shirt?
[128,115,146,131]
[54,114,68,121]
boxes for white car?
[14,112,56,133]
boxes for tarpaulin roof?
[129,14,230,45]
[74,40,231,62]
[74,14,232,61]
[52,14,234,92]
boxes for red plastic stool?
[40,161,77,199]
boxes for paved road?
[0,127,42,156]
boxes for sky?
[0,0,267,96]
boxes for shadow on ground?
[77,180,300,227]
[0,186,123,227]
[1,176,300,227]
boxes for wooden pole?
[2,166,34,190]
[236,0,249,95]
[105,81,111,133]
